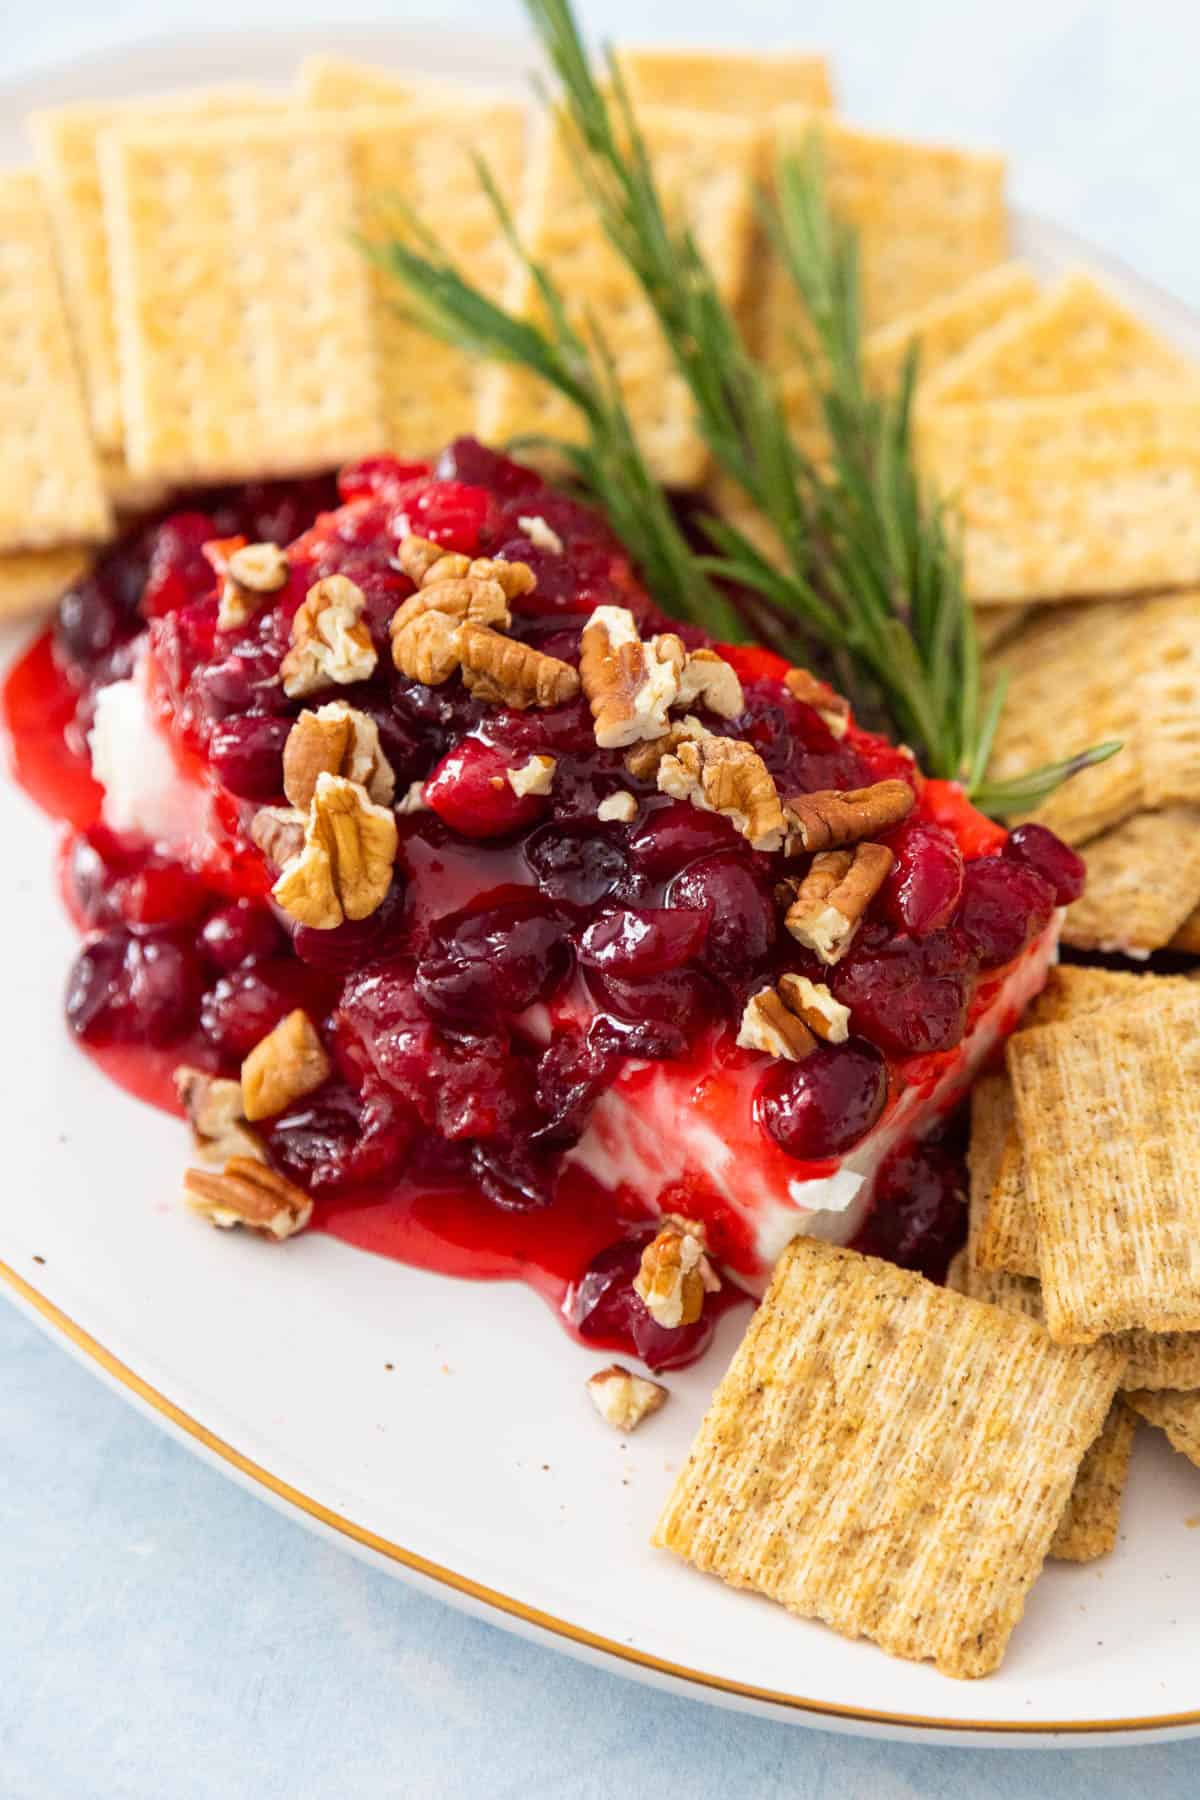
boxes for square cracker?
[0,548,93,618]
[919,392,1200,604]
[653,1237,1123,1678]
[101,114,385,484]
[297,54,417,108]
[864,262,1040,403]
[30,88,280,454]
[477,108,761,488]
[1061,806,1200,955]
[923,268,1199,409]
[0,171,111,553]
[614,47,834,114]
[1133,591,1200,809]
[1125,1389,1200,1469]
[1008,984,1200,1341]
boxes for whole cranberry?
[577,905,710,979]
[424,736,550,839]
[66,929,204,1046]
[334,965,439,1098]
[392,480,497,554]
[667,852,776,974]
[66,833,118,927]
[292,875,409,972]
[956,856,1056,970]
[191,644,287,720]
[627,800,739,878]
[851,1137,966,1282]
[756,1040,888,1161]
[141,512,220,618]
[878,819,964,936]
[470,1140,560,1211]
[570,1232,716,1372]
[337,456,430,504]
[200,902,285,972]
[208,714,291,802]
[524,824,628,909]
[1003,823,1086,905]
[830,928,974,1058]
[199,958,310,1058]
[268,1079,415,1193]
[56,577,130,669]
[586,966,720,1059]
[111,863,208,930]
[415,898,571,1021]
[434,437,542,500]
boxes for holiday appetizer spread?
[4,0,1200,1684]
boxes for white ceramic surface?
[3,24,1200,1749]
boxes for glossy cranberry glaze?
[7,439,1065,1370]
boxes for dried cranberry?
[524,824,627,909]
[200,902,285,972]
[470,1140,559,1211]
[851,1136,966,1282]
[667,853,776,975]
[199,958,310,1058]
[268,1079,415,1193]
[208,714,291,802]
[956,856,1056,970]
[424,736,550,839]
[534,1029,615,1145]
[433,1033,537,1140]
[66,929,204,1046]
[570,1233,716,1372]
[878,819,964,936]
[830,928,974,1057]
[577,905,710,979]
[627,800,739,878]
[414,898,571,1021]
[1003,823,1086,905]
[389,671,486,744]
[756,1040,888,1161]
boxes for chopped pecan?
[657,735,786,852]
[623,715,710,781]
[777,973,851,1044]
[517,514,564,554]
[736,986,817,1062]
[281,575,377,698]
[596,790,638,823]
[634,1223,721,1329]
[250,805,306,869]
[676,648,744,719]
[506,753,556,797]
[217,540,290,631]
[389,577,510,636]
[458,622,580,709]
[173,1066,265,1165]
[391,609,463,686]
[398,532,536,601]
[466,557,537,602]
[282,702,395,812]
[273,772,398,929]
[184,1157,312,1240]
[579,605,684,748]
[587,1364,668,1432]
[784,778,914,852]
[781,842,894,964]
[784,666,851,738]
[241,1008,332,1123]
[396,780,430,815]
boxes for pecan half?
[217,540,290,631]
[391,609,462,686]
[587,1364,668,1432]
[781,842,894,964]
[282,702,395,812]
[184,1157,312,1240]
[398,532,536,602]
[458,622,580,709]
[657,735,786,852]
[173,1066,265,1165]
[250,804,307,869]
[676,648,744,719]
[623,715,710,780]
[736,986,818,1062]
[506,753,556,797]
[784,666,851,738]
[241,1008,332,1123]
[389,576,510,636]
[280,575,377,698]
[273,772,398,929]
[579,606,684,748]
[634,1223,720,1329]
[777,973,851,1043]
[784,778,914,853]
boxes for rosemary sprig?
[370,0,1120,812]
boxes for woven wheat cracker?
[924,268,1199,409]
[920,392,1200,604]
[1126,1390,1200,1469]
[615,46,834,114]
[653,1238,1122,1678]
[0,548,93,617]
[1062,806,1200,955]
[101,114,385,483]
[30,88,280,454]
[478,109,761,487]
[1132,591,1200,808]
[1008,985,1200,1341]
[0,171,111,552]
[983,601,1143,845]
[865,263,1039,402]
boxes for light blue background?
[6,4,1200,1794]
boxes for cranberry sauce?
[2,439,1068,1369]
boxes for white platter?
[4,22,1200,1749]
